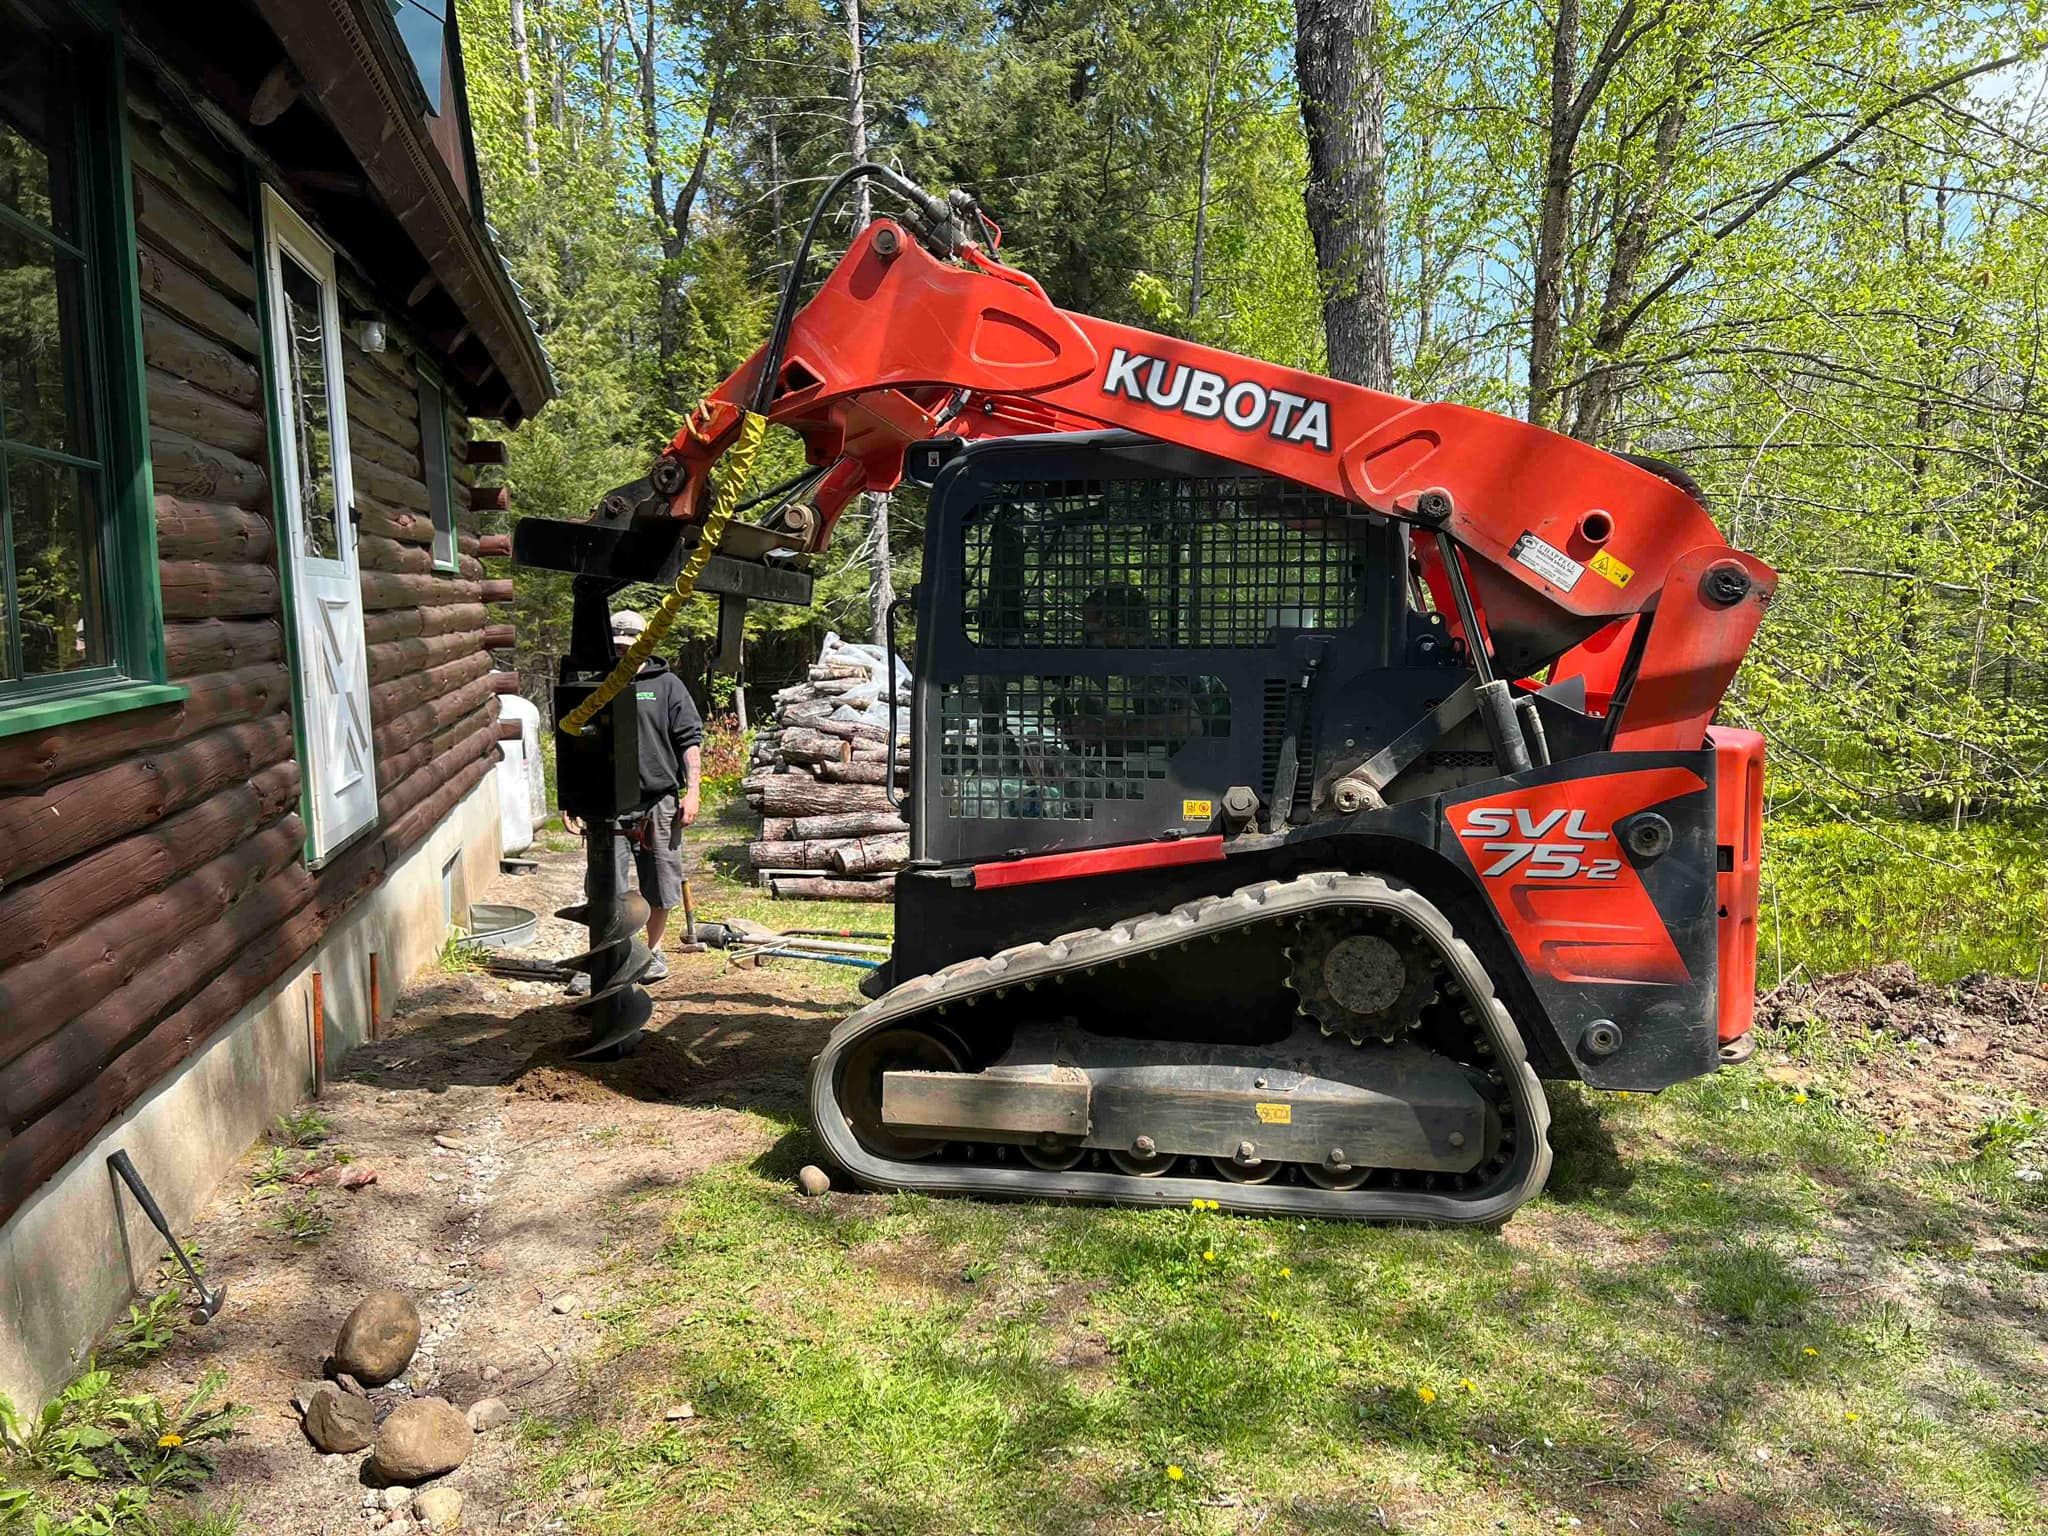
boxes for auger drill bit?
[565,817,656,1059]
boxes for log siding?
[0,73,513,1230]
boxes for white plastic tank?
[495,690,542,854]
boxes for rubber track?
[808,872,1553,1224]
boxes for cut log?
[0,715,294,884]
[769,875,895,902]
[154,497,273,564]
[351,420,424,481]
[376,722,496,827]
[489,672,521,694]
[470,484,510,512]
[0,872,327,1229]
[481,623,516,649]
[831,836,910,876]
[365,629,479,683]
[144,369,265,458]
[352,455,430,514]
[0,760,300,968]
[747,840,844,872]
[494,719,522,741]
[788,811,910,841]
[368,650,492,724]
[359,533,435,576]
[141,303,259,406]
[759,817,796,840]
[478,532,511,557]
[816,760,905,786]
[164,617,283,676]
[124,118,252,248]
[358,570,481,611]
[0,816,307,1083]
[0,663,289,791]
[135,244,258,356]
[465,439,508,466]
[380,751,493,861]
[362,603,487,646]
[482,578,515,604]
[158,559,278,621]
[150,426,266,508]
[754,777,898,819]
[779,727,851,765]
[344,381,421,453]
[356,498,435,546]
[371,674,496,760]
[811,717,890,744]
[132,170,254,297]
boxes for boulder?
[414,1486,464,1529]
[304,1389,375,1454]
[335,1290,421,1386]
[370,1397,473,1484]
[797,1165,831,1197]
[292,1379,337,1416]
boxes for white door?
[260,186,377,862]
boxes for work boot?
[643,954,670,984]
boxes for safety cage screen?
[939,674,1230,820]
[961,476,1373,647]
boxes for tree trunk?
[510,0,541,177]
[1190,25,1224,318]
[1293,0,1392,391]
[845,0,897,640]
[1527,0,1581,428]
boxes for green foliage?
[269,1109,329,1150]
[697,716,752,806]
[1763,820,2048,982]
[435,927,490,976]
[265,1194,332,1247]
[99,1375,244,1494]
[103,1297,183,1371]
[245,1148,295,1192]
[0,1373,123,1482]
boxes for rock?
[661,1402,696,1422]
[548,1295,578,1316]
[383,1486,418,1511]
[335,1289,421,1387]
[304,1389,375,1453]
[466,1397,512,1432]
[293,1378,338,1416]
[480,1365,502,1384]
[797,1165,831,1197]
[370,1398,473,1484]
[414,1487,464,1529]
[433,1134,469,1152]
[336,1371,368,1397]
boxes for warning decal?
[1182,798,1214,821]
[1255,1102,1292,1125]
[1589,548,1635,589]
[1509,531,1585,592]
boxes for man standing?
[569,609,702,988]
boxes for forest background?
[455,0,2048,983]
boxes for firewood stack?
[742,633,911,901]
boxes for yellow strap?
[557,409,769,737]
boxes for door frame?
[255,182,377,866]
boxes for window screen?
[938,673,1230,820]
[962,476,1372,648]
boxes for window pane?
[8,453,106,679]
[0,28,73,240]
[395,0,449,112]
[0,222,92,458]
[279,251,340,560]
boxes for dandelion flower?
[1190,1198,1205,1210]
[1203,1249,1215,1262]
[1416,1385,1437,1404]
[1843,1411,1860,1423]
[1279,1267,1292,1279]
[1166,1464,1185,1482]
[1802,1347,1818,1357]
[157,1432,183,1448]
[1459,1378,1477,1393]
[1268,1310,1280,1322]
[1793,1091,1809,1104]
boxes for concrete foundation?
[0,777,503,1410]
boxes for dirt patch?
[115,844,852,1534]
[1756,964,2048,1140]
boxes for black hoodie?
[629,660,703,808]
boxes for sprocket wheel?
[1284,914,1441,1045]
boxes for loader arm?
[656,221,1774,752]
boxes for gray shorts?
[590,794,684,910]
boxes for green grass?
[506,1036,2047,1535]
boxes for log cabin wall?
[0,67,517,1400]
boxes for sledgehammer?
[107,1149,226,1323]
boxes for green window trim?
[0,4,177,731]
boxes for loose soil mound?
[1756,963,2048,1138]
